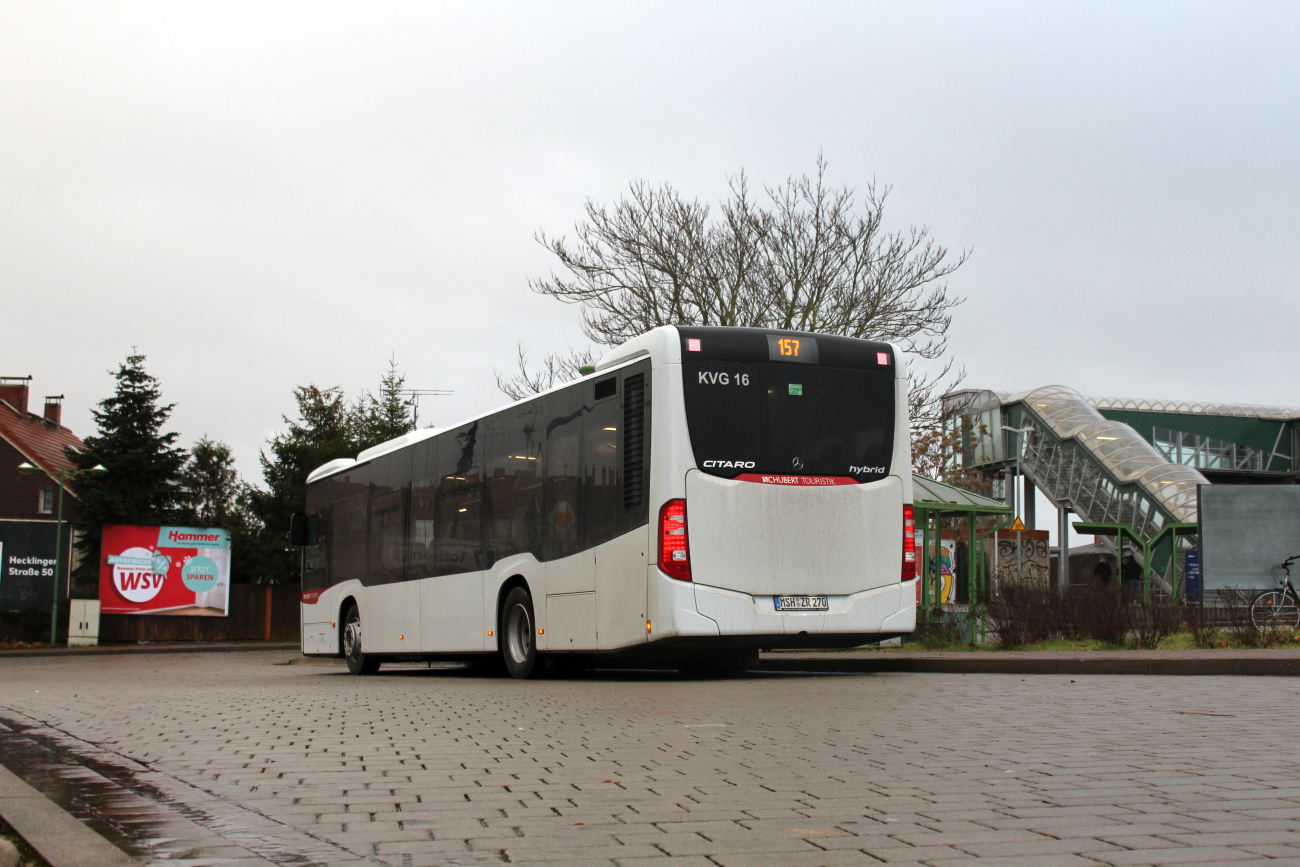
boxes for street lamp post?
[16,460,107,646]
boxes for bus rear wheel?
[501,587,542,679]
[343,604,380,675]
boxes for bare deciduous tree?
[910,412,993,496]
[496,344,597,402]
[503,155,968,427]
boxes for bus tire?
[500,586,542,679]
[343,603,380,675]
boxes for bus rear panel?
[640,326,914,655]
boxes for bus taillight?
[658,499,691,581]
[902,504,916,583]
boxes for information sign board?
[0,521,69,611]
[1185,550,1201,603]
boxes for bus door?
[542,385,597,650]
[421,422,487,653]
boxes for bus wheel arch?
[497,577,542,679]
[337,596,358,656]
[341,600,380,675]
[495,576,530,642]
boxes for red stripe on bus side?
[301,589,325,604]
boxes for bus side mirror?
[289,512,310,546]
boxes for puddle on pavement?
[0,715,324,865]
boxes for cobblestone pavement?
[1,652,1299,866]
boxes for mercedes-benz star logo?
[792,457,804,471]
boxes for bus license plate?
[775,595,828,611]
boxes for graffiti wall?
[992,530,1051,591]
[927,538,959,603]
[921,527,1052,603]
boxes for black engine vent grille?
[622,373,645,511]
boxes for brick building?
[0,376,86,610]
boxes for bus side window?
[484,400,544,562]
[544,387,584,560]
[584,379,621,548]
[330,466,369,586]
[437,422,484,575]
[409,436,438,580]
[302,509,329,591]
[366,452,410,586]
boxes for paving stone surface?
[1,652,1298,865]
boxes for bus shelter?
[1072,520,1198,603]
[913,474,1013,642]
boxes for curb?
[0,763,135,867]
[758,654,1300,676]
[0,641,298,660]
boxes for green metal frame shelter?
[1072,520,1198,603]
[913,475,1013,642]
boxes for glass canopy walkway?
[943,387,1300,595]
[948,386,1207,547]
[946,386,1300,537]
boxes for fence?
[99,584,301,643]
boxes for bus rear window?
[682,361,895,482]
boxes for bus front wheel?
[343,604,380,675]
[501,586,542,679]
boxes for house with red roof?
[0,376,85,610]
[0,376,85,520]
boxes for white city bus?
[295,326,915,678]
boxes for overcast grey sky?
[4,1,1298,509]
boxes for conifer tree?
[180,437,271,584]
[183,437,240,527]
[247,385,355,583]
[353,356,416,449]
[249,359,416,583]
[68,350,188,585]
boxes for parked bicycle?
[1250,555,1300,630]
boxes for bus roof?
[305,325,899,486]
[303,345,660,486]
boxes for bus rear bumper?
[683,578,914,638]
[656,571,722,637]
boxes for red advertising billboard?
[99,525,231,616]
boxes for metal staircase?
[945,385,1300,598]
[953,386,1206,551]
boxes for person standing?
[1122,552,1143,599]
[1093,554,1113,586]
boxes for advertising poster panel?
[99,526,231,616]
[0,520,71,611]
[928,538,958,604]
